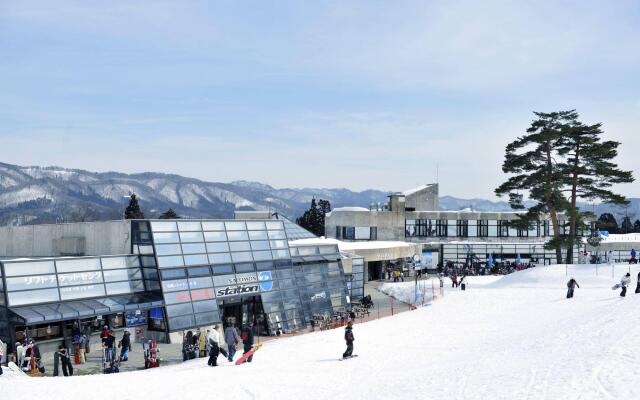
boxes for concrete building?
[325,183,582,272]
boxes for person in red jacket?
[451,273,458,288]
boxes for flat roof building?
[325,183,585,278]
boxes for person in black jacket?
[567,278,579,298]
[118,331,131,361]
[241,322,256,363]
[343,321,354,359]
[54,345,74,376]
[635,272,640,294]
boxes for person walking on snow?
[620,273,631,297]
[224,323,240,362]
[451,273,458,288]
[343,321,355,359]
[631,249,637,264]
[206,327,220,367]
[566,278,579,298]
[438,273,444,288]
[460,275,468,291]
[635,272,640,294]
[241,322,256,363]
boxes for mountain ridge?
[0,162,637,226]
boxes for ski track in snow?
[3,265,640,400]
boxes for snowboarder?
[342,321,354,359]
[118,331,131,361]
[224,323,240,362]
[620,273,632,297]
[460,275,468,291]
[53,345,73,376]
[103,330,116,364]
[241,322,256,363]
[635,272,640,294]
[566,278,579,298]
[206,327,220,367]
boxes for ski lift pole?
[414,272,418,305]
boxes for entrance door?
[218,296,268,335]
[367,261,383,281]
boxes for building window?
[336,226,342,239]
[498,220,509,237]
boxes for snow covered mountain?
[0,162,636,226]
[0,163,390,225]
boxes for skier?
[460,275,468,291]
[118,331,131,361]
[206,327,220,367]
[53,345,74,376]
[620,273,632,297]
[635,272,640,294]
[241,322,256,363]
[566,277,579,298]
[224,323,240,362]
[342,321,355,359]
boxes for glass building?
[0,219,350,348]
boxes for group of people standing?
[184,322,257,367]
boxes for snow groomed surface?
[2,263,640,399]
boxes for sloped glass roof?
[9,294,164,324]
[280,217,317,240]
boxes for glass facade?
[0,218,350,344]
[405,219,574,238]
[439,243,580,265]
[1,255,147,307]
[141,219,350,333]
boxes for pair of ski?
[339,354,358,361]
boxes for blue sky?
[1,0,639,199]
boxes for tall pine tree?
[296,198,331,237]
[124,193,145,219]
[495,111,574,263]
[557,116,634,262]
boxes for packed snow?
[3,263,640,399]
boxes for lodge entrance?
[218,295,269,335]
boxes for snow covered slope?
[2,264,640,399]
